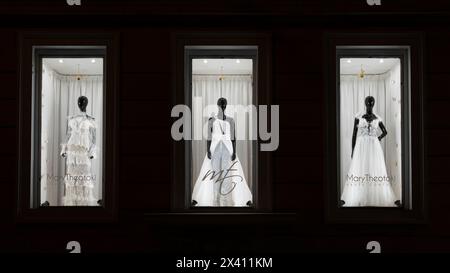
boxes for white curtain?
[191,75,253,190]
[339,61,402,200]
[40,64,103,206]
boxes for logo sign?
[66,241,81,253]
[367,0,381,5]
[66,0,81,6]
[366,241,381,253]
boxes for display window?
[338,54,405,208]
[36,50,105,207]
[171,35,273,212]
[17,33,118,221]
[325,34,426,223]
[189,56,256,207]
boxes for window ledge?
[143,212,297,226]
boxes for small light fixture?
[203,59,208,64]
[346,59,351,63]
[58,59,64,63]
[359,64,366,79]
[91,59,96,63]
[379,59,384,63]
[76,64,82,81]
[236,59,240,64]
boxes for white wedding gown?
[341,114,397,207]
[192,117,252,207]
[60,113,97,206]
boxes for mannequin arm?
[88,125,97,159]
[207,118,213,159]
[61,120,72,157]
[351,118,359,158]
[231,118,236,161]
[378,121,388,141]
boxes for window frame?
[171,33,273,213]
[17,32,119,222]
[325,33,427,224]
[32,46,106,208]
[185,46,258,210]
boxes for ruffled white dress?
[60,113,97,206]
[341,114,397,207]
[192,117,252,207]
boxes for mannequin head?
[217,97,227,113]
[365,96,375,114]
[78,96,88,112]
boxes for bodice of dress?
[210,117,233,155]
[357,115,382,138]
[61,114,97,159]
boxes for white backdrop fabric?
[191,75,254,192]
[339,60,402,201]
[40,64,103,206]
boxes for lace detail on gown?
[341,113,397,207]
[61,114,97,206]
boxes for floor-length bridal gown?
[60,113,97,206]
[192,116,252,207]
[341,113,397,207]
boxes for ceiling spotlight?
[346,59,351,63]
[236,59,240,63]
[91,59,96,63]
[203,59,208,64]
[379,59,384,63]
[58,59,64,63]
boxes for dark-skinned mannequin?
[192,97,253,207]
[61,96,94,159]
[351,96,388,158]
[345,95,401,207]
[341,96,388,207]
[207,98,236,161]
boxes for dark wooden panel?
[121,30,170,74]
[427,101,450,129]
[119,155,170,184]
[429,184,450,234]
[428,156,450,183]
[274,183,323,210]
[428,74,450,101]
[0,128,16,155]
[427,32,450,74]
[0,156,16,183]
[274,30,323,74]
[275,129,323,156]
[278,101,322,129]
[274,74,323,101]
[120,101,170,129]
[427,129,450,156]
[0,30,17,72]
[120,129,170,156]
[1,0,450,17]
[0,183,13,218]
[430,183,450,208]
[274,155,323,183]
[0,74,17,100]
[0,100,17,127]
[121,74,170,101]
[119,183,170,209]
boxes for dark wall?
[1,1,450,253]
